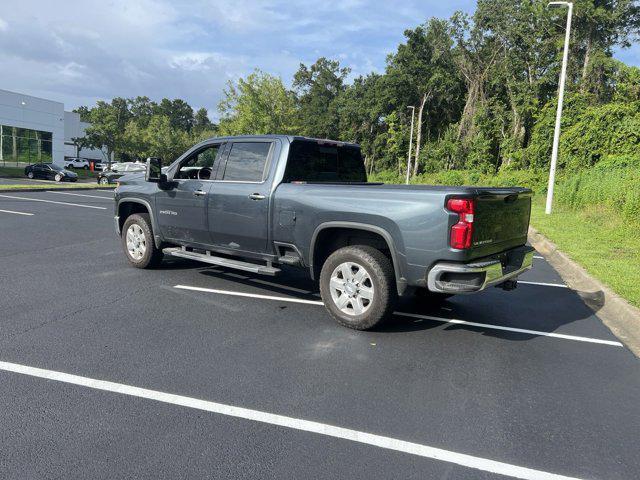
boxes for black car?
[24,163,78,182]
[97,163,146,185]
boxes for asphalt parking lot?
[1,190,639,480]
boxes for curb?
[528,226,640,357]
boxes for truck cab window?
[175,144,221,180]
[283,141,366,183]
[221,142,272,182]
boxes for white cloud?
[0,0,483,115]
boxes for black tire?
[319,245,397,330]
[121,213,163,269]
[27,171,34,179]
[84,165,89,170]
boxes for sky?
[0,0,637,119]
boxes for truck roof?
[199,134,360,148]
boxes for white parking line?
[518,281,568,288]
[46,190,114,200]
[173,285,622,347]
[0,360,583,480]
[0,209,34,216]
[175,285,323,305]
[533,255,544,260]
[396,312,622,347]
[0,194,107,210]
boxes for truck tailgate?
[472,189,532,254]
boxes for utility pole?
[546,1,573,214]
[406,106,415,185]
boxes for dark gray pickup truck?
[114,135,534,329]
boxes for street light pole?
[546,1,573,214]
[406,106,416,185]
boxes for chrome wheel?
[54,174,62,182]
[100,177,109,185]
[126,224,147,261]
[329,262,374,316]
[27,172,34,179]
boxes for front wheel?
[121,213,163,268]
[54,173,62,182]
[99,177,109,185]
[320,245,397,330]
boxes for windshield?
[49,164,64,171]
[283,140,367,183]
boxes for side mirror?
[145,157,165,183]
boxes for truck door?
[155,142,223,245]
[207,140,275,254]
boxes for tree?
[218,69,298,135]
[293,57,351,139]
[571,0,640,95]
[155,98,195,131]
[70,136,91,158]
[385,18,464,175]
[143,115,191,162]
[73,106,91,122]
[337,73,385,162]
[475,0,557,166]
[128,96,157,128]
[193,108,215,133]
[83,97,131,163]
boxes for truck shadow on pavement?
[189,264,604,342]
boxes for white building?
[0,88,105,167]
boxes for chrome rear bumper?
[427,246,535,294]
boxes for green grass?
[530,195,640,307]
[0,166,27,178]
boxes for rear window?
[283,141,366,183]
[222,142,272,182]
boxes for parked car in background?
[65,157,105,171]
[24,163,78,182]
[97,162,146,185]
[65,158,90,169]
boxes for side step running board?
[164,247,281,276]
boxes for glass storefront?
[0,124,53,166]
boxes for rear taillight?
[447,198,475,249]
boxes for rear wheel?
[27,171,34,179]
[320,245,397,330]
[121,213,163,268]
[99,177,109,185]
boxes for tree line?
[79,0,640,177]
[75,97,216,163]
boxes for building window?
[0,125,53,166]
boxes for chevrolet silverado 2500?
[114,135,534,330]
